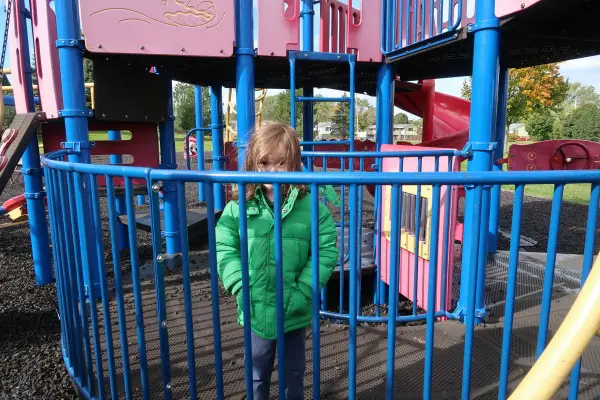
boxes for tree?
[356,98,375,132]
[525,111,555,141]
[331,93,350,138]
[563,82,600,111]
[261,89,303,132]
[314,100,334,126]
[461,63,568,127]
[394,112,409,124]
[563,103,600,142]
[173,83,211,133]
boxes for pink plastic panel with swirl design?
[79,0,235,57]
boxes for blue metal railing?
[383,0,465,61]
[42,150,600,400]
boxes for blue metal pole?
[108,130,128,251]
[488,67,509,253]
[301,0,314,150]
[456,0,500,323]
[210,86,226,210]
[195,86,206,202]
[16,0,52,286]
[54,0,100,297]
[374,62,394,306]
[235,0,255,168]
[159,76,181,256]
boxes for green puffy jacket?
[215,186,338,339]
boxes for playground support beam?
[488,67,509,253]
[210,86,225,211]
[159,78,181,256]
[458,0,500,396]
[235,0,255,168]
[17,0,52,285]
[194,86,205,202]
[108,130,128,251]
[55,0,101,297]
[301,0,314,150]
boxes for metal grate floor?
[80,250,600,399]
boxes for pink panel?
[257,0,300,57]
[8,0,30,113]
[31,1,63,119]
[320,0,381,62]
[496,0,541,18]
[79,0,235,58]
[347,0,382,62]
[378,144,459,314]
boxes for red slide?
[394,80,471,150]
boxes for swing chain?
[0,0,13,86]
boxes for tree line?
[461,63,600,142]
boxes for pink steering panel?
[31,1,63,119]
[79,0,235,58]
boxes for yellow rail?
[509,250,600,399]
[225,88,267,142]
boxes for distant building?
[367,123,420,142]
[509,123,529,140]
[315,122,334,139]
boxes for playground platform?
[86,250,600,399]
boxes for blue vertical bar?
[461,186,483,400]
[176,181,198,398]
[273,184,286,399]
[210,86,226,210]
[68,173,94,392]
[498,184,524,399]
[106,179,133,399]
[159,79,181,255]
[125,178,151,399]
[89,175,119,400]
[349,185,359,400]
[357,159,365,313]
[339,163,346,314]
[349,57,356,151]
[55,0,100,296]
[235,0,255,168]
[18,0,52,286]
[375,62,394,307]
[195,86,206,202]
[301,0,314,150]
[75,173,105,399]
[290,58,297,130]
[536,184,564,357]
[457,0,500,323]
[237,184,254,400]
[386,185,401,399]
[475,184,492,317]
[204,184,225,399]
[568,183,600,399]
[488,67,509,253]
[440,157,453,311]
[148,181,173,400]
[412,157,423,315]
[423,184,441,399]
[108,130,128,251]
[310,184,321,398]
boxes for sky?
[3,3,600,121]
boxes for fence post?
[301,0,314,150]
[195,86,206,202]
[455,0,500,326]
[210,86,226,211]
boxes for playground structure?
[2,0,600,398]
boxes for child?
[215,123,339,399]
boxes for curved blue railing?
[41,149,600,400]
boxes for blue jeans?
[248,328,306,400]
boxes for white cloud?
[560,56,600,71]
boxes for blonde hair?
[235,123,306,201]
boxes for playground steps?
[118,206,220,246]
[0,113,44,197]
[81,250,600,399]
